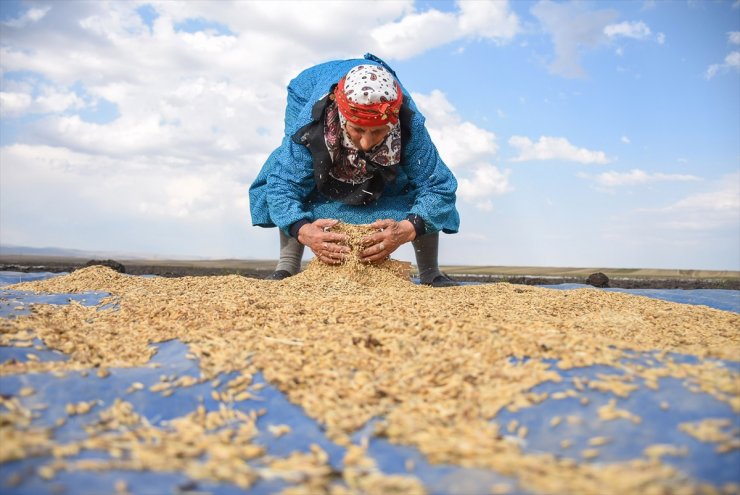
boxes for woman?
[249,53,459,287]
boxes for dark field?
[1,254,738,289]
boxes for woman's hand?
[297,219,350,265]
[360,219,416,263]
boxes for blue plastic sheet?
[1,272,738,494]
[543,283,740,313]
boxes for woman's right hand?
[297,219,350,265]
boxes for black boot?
[265,270,292,281]
[425,273,459,288]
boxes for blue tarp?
[1,271,738,494]
[542,283,740,313]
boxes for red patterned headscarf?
[333,65,403,127]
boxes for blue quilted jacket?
[249,53,459,236]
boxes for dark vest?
[292,85,412,206]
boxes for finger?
[329,246,348,262]
[326,254,346,263]
[360,242,385,259]
[321,240,350,254]
[322,242,350,254]
[317,251,343,264]
[314,218,340,230]
[360,233,384,247]
[371,219,394,230]
[322,232,349,244]
[318,243,348,259]
[360,251,389,263]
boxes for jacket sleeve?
[402,115,459,234]
[265,136,316,235]
[264,73,321,235]
[284,81,309,135]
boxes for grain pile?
[2,240,740,494]
[293,222,413,292]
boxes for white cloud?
[604,20,664,45]
[532,2,661,78]
[509,135,610,164]
[0,1,520,163]
[457,164,513,211]
[0,143,260,256]
[706,51,740,79]
[372,9,461,59]
[0,92,33,117]
[706,31,740,79]
[531,1,617,78]
[621,136,630,144]
[582,169,701,187]
[0,143,255,219]
[1,6,51,28]
[138,175,225,219]
[640,172,740,231]
[371,0,520,59]
[604,21,651,40]
[413,90,511,210]
[457,1,521,40]
[36,86,86,113]
[412,90,499,168]
[0,85,85,117]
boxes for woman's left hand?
[360,219,416,263]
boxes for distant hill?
[0,244,174,260]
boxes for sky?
[0,0,738,270]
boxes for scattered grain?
[2,259,738,494]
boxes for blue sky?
[1,0,738,270]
